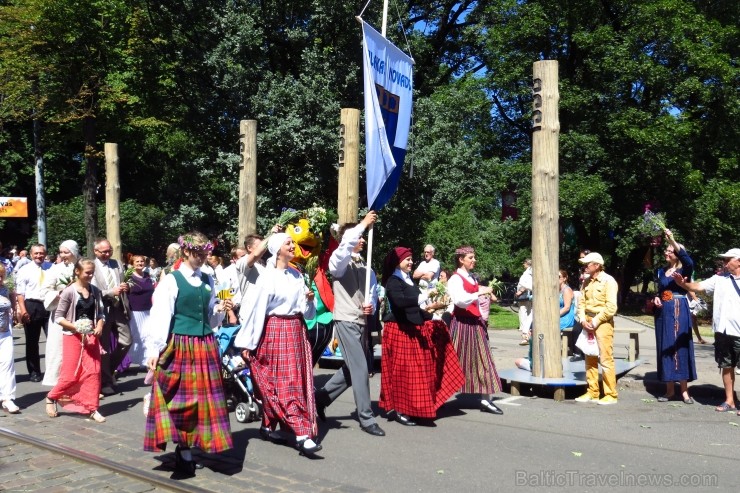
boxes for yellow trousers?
[584,317,617,399]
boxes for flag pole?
[363,0,389,304]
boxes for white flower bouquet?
[74,317,94,335]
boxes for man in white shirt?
[413,244,441,283]
[15,244,52,382]
[674,248,740,413]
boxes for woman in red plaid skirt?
[142,232,233,476]
[235,233,321,456]
[379,247,465,426]
[448,246,504,415]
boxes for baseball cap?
[579,252,604,265]
[718,248,740,260]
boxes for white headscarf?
[267,233,289,267]
[59,240,80,262]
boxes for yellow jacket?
[578,270,618,328]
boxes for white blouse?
[447,268,479,309]
[235,265,316,350]
[142,263,223,359]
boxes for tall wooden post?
[530,61,562,388]
[238,120,258,242]
[338,109,360,225]
[104,143,122,263]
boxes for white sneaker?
[735,367,740,375]
[2,400,20,414]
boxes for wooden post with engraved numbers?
[238,120,258,242]
[530,61,564,395]
[338,109,360,225]
[104,143,122,264]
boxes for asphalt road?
[1,317,738,492]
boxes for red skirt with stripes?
[250,315,317,437]
[379,320,464,418]
[449,315,502,394]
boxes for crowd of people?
[0,222,738,475]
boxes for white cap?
[718,248,740,260]
[579,252,605,265]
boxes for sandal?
[45,398,58,418]
[89,410,106,423]
[715,402,736,413]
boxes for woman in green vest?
[142,232,233,476]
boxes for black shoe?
[394,413,417,426]
[174,445,198,476]
[295,438,323,455]
[29,372,42,382]
[259,426,288,444]
[100,385,117,396]
[316,403,327,422]
[360,423,386,436]
[480,401,504,415]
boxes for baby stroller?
[216,324,261,423]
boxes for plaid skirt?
[250,315,317,438]
[380,320,464,418]
[450,316,501,394]
[144,333,232,453]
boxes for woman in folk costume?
[142,232,233,476]
[40,240,80,387]
[45,259,106,422]
[447,246,504,415]
[235,233,320,456]
[379,247,464,426]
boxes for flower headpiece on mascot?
[283,206,337,312]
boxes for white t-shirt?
[415,258,441,282]
[699,274,740,337]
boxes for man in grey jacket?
[315,211,385,437]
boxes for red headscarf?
[382,246,412,286]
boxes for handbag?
[575,330,599,357]
[515,290,532,302]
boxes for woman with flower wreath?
[235,233,320,456]
[142,232,233,476]
[652,229,697,404]
[45,258,106,422]
[447,246,504,415]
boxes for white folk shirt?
[448,268,479,309]
[699,274,740,337]
[235,265,316,351]
[142,263,223,359]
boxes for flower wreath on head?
[177,234,214,252]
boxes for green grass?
[489,304,519,330]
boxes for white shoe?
[2,400,20,414]
[735,367,740,375]
[142,393,151,417]
[90,410,106,423]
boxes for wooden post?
[530,60,562,379]
[238,120,258,242]
[338,109,360,225]
[104,143,122,264]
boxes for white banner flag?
[362,21,413,210]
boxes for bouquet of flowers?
[123,267,136,287]
[305,205,329,233]
[277,208,302,227]
[489,278,504,297]
[638,210,668,239]
[74,316,94,335]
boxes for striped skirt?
[380,320,464,418]
[144,333,232,453]
[449,316,501,394]
[250,315,317,438]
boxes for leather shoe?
[29,372,42,382]
[259,426,287,444]
[295,439,323,455]
[480,401,504,415]
[100,385,117,396]
[316,403,327,422]
[394,413,417,426]
[360,423,386,436]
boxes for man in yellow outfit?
[575,252,619,405]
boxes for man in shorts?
[673,248,740,413]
